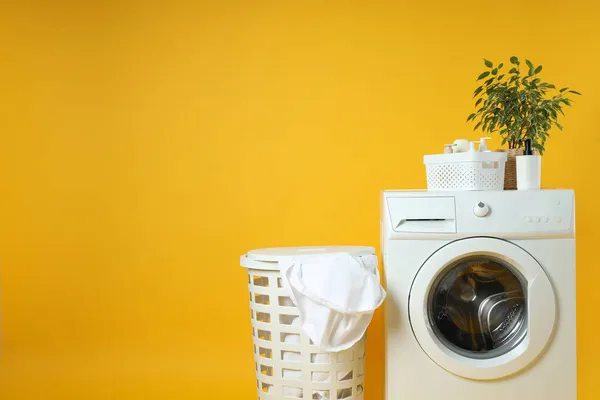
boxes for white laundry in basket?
[279,252,386,352]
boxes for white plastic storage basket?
[241,246,374,400]
[424,152,508,191]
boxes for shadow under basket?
[496,148,539,190]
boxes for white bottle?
[444,144,457,154]
[479,137,491,152]
[516,139,541,190]
[453,139,469,153]
[468,141,478,152]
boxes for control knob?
[473,202,490,217]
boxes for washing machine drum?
[429,257,527,359]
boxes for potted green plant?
[467,56,581,189]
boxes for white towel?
[279,252,386,352]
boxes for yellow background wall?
[0,1,598,399]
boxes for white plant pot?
[516,155,542,190]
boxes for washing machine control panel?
[456,191,574,236]
[384,190,574,238]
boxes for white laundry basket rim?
[241,246,375,271]
[423,151,507,164]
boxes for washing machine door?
[409,237,556,380]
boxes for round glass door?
[408,237,556,380]
[429,256,527,359]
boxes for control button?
[473,202,490,217]
[525,217,532,223]
[542,217,549,223]
[556,216,562,223]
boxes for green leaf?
[534,65,543,74]
[501,137,507,145]
[498,63,504,69]
[528,66,535,76]
[509,67,518,74]
[497,74,505,81]
[555,121,563,130]
[484,77,495,86]
[490,116,499,131]
[474,121,482,130]
[525,59,534,69]
[484,59,493,68]
[477,71,491,80]
[475,98,483,107]
[510,56,519,65]
[546,84,556,89]
[473,86,483,97]
[532,78,541,85]
[560,98,572,106]
[569,90,582,95]
[492,68,498,75]
[560,87,569,92]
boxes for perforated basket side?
[426,161,505,191]
[247,269,365,400]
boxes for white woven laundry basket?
[424,152,508,191]
[241,246,374,400]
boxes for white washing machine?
[381,190,576,399]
